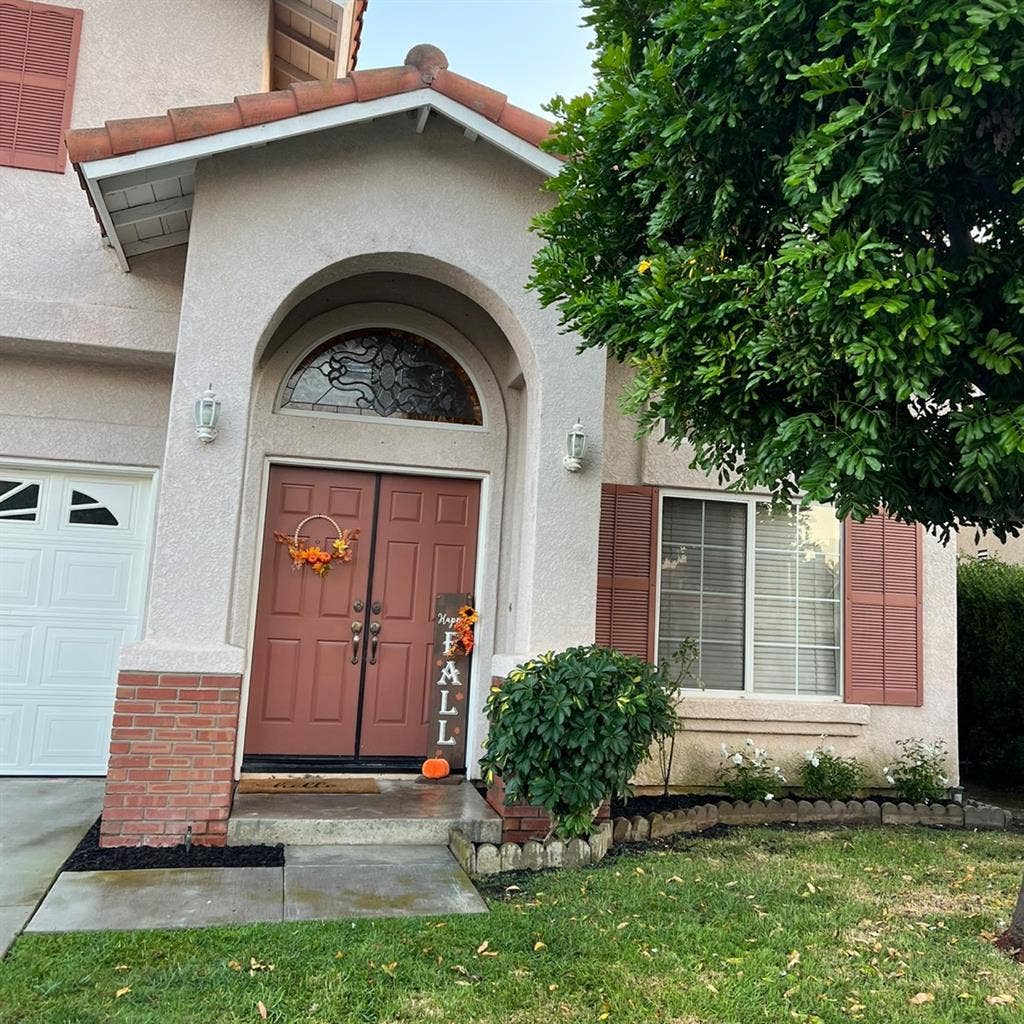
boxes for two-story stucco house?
[1,0,957,848]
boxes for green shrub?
[797,742,865,801]
[958,557,1024,785]
[883,738,951,803]
[480,645,680,838]
[717,740,786,802]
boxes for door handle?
[368,621,381,665]
[350,621,363,664]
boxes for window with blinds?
[658,497,746,689]
[752,503,841,695]
[657,495,842,696]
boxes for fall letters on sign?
[429,592,472,769]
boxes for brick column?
[100,671,242,848]
[486,775,611,844]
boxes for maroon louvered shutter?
[595,484,658,661]
[844,512,923,706]
[0,0,83,172]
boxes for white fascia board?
[78,88,561,271]
[425,92,563,177]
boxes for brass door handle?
[350,621,363,664]
[369,622,381,665]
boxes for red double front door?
[244,465,480,760]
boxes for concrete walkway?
[26,844,487,934]
[0,777,104,956]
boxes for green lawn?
[1,827,1022,1024]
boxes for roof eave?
[77,89,562,272]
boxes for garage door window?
[68,489,118,526]
[0,480,40,521]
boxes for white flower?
[803,750,815,761]
[745,738,755,747]
[764,793,775,802]
[810,756,820,768]
[731,753,744,765]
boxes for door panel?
[357,475,480,758]
[244,465,375,756]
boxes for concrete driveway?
[0,777,104,956]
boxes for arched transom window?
[280,328,482,426]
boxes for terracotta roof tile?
[496,104,552,149]
[350,65,422,103]
[106,115,176,156]
[65,126,116,163]
[167,102,243,142]
[65,45,555,166]
[290,77,357,114]
[431,69,506,122]
[235,89,299,127]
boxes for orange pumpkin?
[422,757,450,780]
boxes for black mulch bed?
[612,792,963,818]
[611,793,731,817]
[62,818,284,872]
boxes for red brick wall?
[485,775,611,844]
[100,672,242,848]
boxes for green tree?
[532,0,1024,539]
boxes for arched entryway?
[234,270,523,773]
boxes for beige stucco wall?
[118,115,606,777]
[0,1,268,359]
[0,353,171,468]
[604,358,960,789]
[957,528,1024,565]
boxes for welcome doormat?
[237,776,380,795]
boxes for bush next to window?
[882,739,951,803]
[480,645,680,839]
[717,740,786,802]
[958,557,1024,786]
[798,742,865,801]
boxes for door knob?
[368,621,381,665]
[350,621,363,664]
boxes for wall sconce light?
[193,385,220,443]
[563,418,587,472]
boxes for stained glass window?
[280,329,482,426]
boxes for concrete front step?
[226,780,502,846]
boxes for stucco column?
[512,338,606,658]
[119,322,252,676]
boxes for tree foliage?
[532,0,1024,536]
[957,556,1024,783]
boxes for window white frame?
[655,488,843,701]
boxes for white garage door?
[0,465,154,775]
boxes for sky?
[357,0,596,116]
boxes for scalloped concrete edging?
[450,798,1012,876]
[450,821,613,875]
